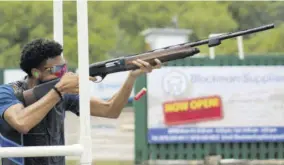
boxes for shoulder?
[0,84,16,97]
[0,84,21,102]
[0,84,22,118]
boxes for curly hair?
[20,38,63,77]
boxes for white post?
[53,0,64,48]
[209,33,245,60]
[209,47,215,59]
[0,144,83,158]
[237,36,245,59]
[209,33,225,60]
[76,0,93,165]
[0,0,88,161]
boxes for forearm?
[14,89,61,133]
[106,73,136,117]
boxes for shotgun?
[17,23,274,106]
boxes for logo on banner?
[162,70,188,96]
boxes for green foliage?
[244,23,284,54]
[0,1,283,68]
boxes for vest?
[1,79,67,165]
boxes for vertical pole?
[209,47,215,59]
[209,33,226,59]
[237,36,244,60]
[76,0,92,164]
[53,0,64,52]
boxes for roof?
[140,28,193,37]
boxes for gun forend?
[89,46,200,80]
[124,46,200,69]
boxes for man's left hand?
[129,58,162,78]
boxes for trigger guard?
[93,74,107,83]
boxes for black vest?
[1,80,67,165]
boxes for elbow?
[107,100,125,118]
[106,111,120,119]
[3,107,31,134]
[5,115,30,134]
[18,128,29,134]
[90,99,122,119]
[15,121,30,134]
[104,103,121,119]
[103,106,121,119]
[7,117,30,134]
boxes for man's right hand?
[55,72,96,95]
[55,72,79,95]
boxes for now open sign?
[162,96,223,125]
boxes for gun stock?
[22,79,60,106]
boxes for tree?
[226,1,284,54]
[244,23,284,54]
[0,1,284,69]
[101,1,238,55]
[0,1,53,68]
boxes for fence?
[133,55,284,165]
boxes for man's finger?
[154,59,162,68]
[132,60,146,71]
[154,58,162,65]
[137,59,152,72]
[89,76,97,82]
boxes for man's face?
[35,56,68,82]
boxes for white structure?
[141,28,192,50]
[209,33,244,60]
[0,0,92,165]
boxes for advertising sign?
[89,71,134,101]
[4,69,27,84]
[147,66,284,143]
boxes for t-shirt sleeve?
[64,94,80,116]
[0,85,21,119]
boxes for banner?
[88,71,134,101]
[4,69,27,84]
[147,66,284,143]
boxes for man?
[0,38,162,165]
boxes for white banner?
[147,66,284,143]
[4,69,27,84]
[89,71,134,101]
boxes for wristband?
[53,86,63,100]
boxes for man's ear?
[31,68,41,79]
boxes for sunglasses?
[45,63,68,78]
